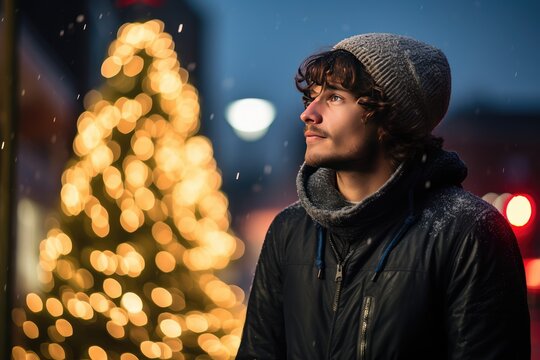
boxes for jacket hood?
[296,147,467,237]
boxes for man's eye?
[329,94,342,102]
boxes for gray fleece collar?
[296,148,468,237]
[296,162,406,231]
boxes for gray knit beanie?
[334,33,451,134]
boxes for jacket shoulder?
[420,186,503,233]
[264,201,314,257]
[421,186,521,271]
[270,201,309,228]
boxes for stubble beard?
[304,129,381,172]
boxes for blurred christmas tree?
[12,20,246,360]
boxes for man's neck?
[335,160,394,203]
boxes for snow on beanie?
[334,33,451,134]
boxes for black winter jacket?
[238,148,530,359]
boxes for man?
[237,33,530,359]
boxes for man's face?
[300,84,381,171]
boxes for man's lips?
[304,130,326,138]
[304,130,326,144]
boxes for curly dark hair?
[295,49,442,168]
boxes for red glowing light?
[524,258,540,291]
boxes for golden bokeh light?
[155,251,176,273]
[67,297,94,320]
[48,343,66,360]
[124,158,149,189]
[110,307,129,326]
[80,121,103,151]
[102,56,122,78]
[146,33,174,58]
[103,278,122,299]
[106,320,126,339]
[56,259,74,280]
[11,346,26,360]
[103,166,124,200]
[159,318,182,338]
[151,221,173,245]
[129,310,148,327]
[120,353,139,360]
[197,333,221,355]
[120,207,142,232]
[157,71,182,97]
[123,55,144,77]
[22,321,39,339]
[46,297,64,317]
[185,136,213,166]
[118,248,145,277]
[90,250,108,273]
[186,313,209,333]
[222,334,241,356]
[26,293,43,313]
[88,345,108,360]
[48,325,66,343]
[156,342,173,358]
[96,108,121,136]
[121,99,143,123]
[90,292,111,313]
[135,93,153,115]
[74,268,95,289]
[121,292,144,313]
[134,187,155,210]
[140,341,161,359]
[164,338,183,353]
[150,287,173,308]
[55,319,73,337]
[132,134,154,161]
[61,183,83,214]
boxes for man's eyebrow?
[323,83,347,91]
[308,84,345,96]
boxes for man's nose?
[300,99,323,124]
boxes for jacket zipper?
[325,234,355,359]
[332,263,343,312]
[328,237,354,312]
[358,296,374,360]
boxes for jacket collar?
[296,147,467,240]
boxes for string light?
[14,19,245,359]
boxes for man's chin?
[304,155,378,172]
[304,153,332,168]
